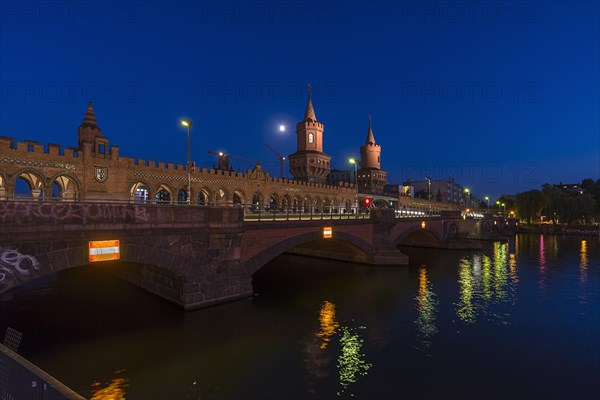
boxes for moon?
[279,125,286,132]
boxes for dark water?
[1,234,599,399]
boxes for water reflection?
[456,242,517,324]
[337,326,372,396]
[580,240,588,285]
[415,265,438,349]
[539,235,547,289]
[315,300,340,349]
[90,370,128,400]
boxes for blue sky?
[1,0,598,200]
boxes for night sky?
[1,1,598,200]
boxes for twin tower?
[288,86,387,194]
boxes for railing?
[243,207,371,221]
[0,344,85,400]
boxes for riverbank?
[518,224,600,236]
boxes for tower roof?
[80,101,99,128]
[303,84,317,122]
[365,115,375,145]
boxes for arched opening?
[130,182,150,204]
[252,192,264,211]
[269,194,279,211]
[281,194,291,211]
[302,196,312,213]
[14,172,43,199]
[155,185,172,204]
[51,175,79,201]
[293,196,301,213]
[233,191,244,206]
[198,189,210,206]
[215,188,228,205]
[177,188,187,204]
[0,174,6,199]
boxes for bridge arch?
[215,188,229,205]
[232,190,245,206]
[0,173,7,199]
[198,187,211,205]
[244,230,372,276]
[392,224,444,247]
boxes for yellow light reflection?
[457,257,475,323]
[416,265,438,347]
[315,301,340,349]
[337,327,372,396]
[493,243,508,301]
[90,370,128,400]
[580,240,588,284]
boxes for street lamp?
[501,203,506,216]
[464,188,470,208]
[181,119,192,205]
[496,200,501,213]
[349,158,358,213]
[484,196,490,213]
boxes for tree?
[515,190,544,224]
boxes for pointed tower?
[358,116,387,194]
[288,84,331,183]
[78,101,103,147]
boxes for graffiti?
[0,202,149,225]
[0,248,41,284]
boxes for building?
[288,85,331,184]
[327,169,355,185]
[357,117,387,195]
[553,183,585,195]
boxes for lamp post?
[464,188,470,208]
[496,200,501,214]
[502,203,506,216]
[181,119,192,205]
[485,196,490,213]
[349,158,358,213]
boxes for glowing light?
[421,221,426,229]
[315,301,340,349]
[323,227,333,238]
[457,257,475,323]
[180,119,191,127]
[279,124,286,132]
[89,240,120,262]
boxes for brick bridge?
[0,201,516,310]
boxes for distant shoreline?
[518,225,600,237]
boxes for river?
[1,234,598,399]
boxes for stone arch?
[392,224,444,247]
[281,194,291,211]
[215,188,229,205]
[176,187,188,204]
[49,172,81,201]
[251,191,265,210]
[313,196,322,213]
[244,230,373,276]
[232,190,245,206]
[198,187,211,205]
[292,195,302,212]
[129,181,152,204]
[0,173,7,199]
[12,169,45,198]
[155,183,173,204]
[269,193,279,210]
[302,195,312,213]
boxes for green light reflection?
[337,326,372,396]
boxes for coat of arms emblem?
[94,166,108,182]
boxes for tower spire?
[81,100,99,128]
[303,83,317,122]
[365,115,375,145]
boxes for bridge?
[0,201,516,310]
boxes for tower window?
[308,133,314,144]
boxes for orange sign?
[89,240,120,262]
[323,227,333,239]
